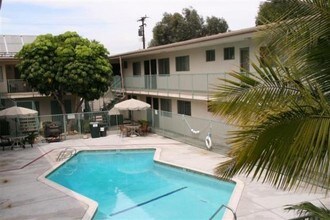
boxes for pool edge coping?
[38,147,244,220]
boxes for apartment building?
[109,27,259,119]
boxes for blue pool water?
[47,150,235,219]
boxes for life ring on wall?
[205,135,212,150]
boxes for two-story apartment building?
[108,26,261,148]
[109,26,259,117]
[1,27,261,148]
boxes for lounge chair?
[0,136,14,151]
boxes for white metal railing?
[111,73,234,100]
[209,204,237,220]
[7,79,33,93]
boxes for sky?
[0,0,263,55]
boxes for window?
[224,47,235,60]
[161,98,172,117]
[0,67,3,82]
[177,100,191,116]
[158,58,170,75]
[132,62,141,75]
[128,95,137,99]
[175,56,189,71]
[206,50,215,62]
[123,61,128,69]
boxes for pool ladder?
[209,204,237,220]
[56,147,77,161]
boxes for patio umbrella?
[108,107,121,126]
[0,106,38,117]
[114,98,150,111]
[114,98,150,121]
[0,106,38,136]
[108,107,121,116]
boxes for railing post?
[178,74,180,97]
[191,74,194,98]
[63,114,67,140]
[167,75,169,96]
[207,74,209,100]
[77,113,81,136]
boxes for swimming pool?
[47,149,236,219]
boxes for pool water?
[47,150,235,219]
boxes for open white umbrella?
[108,107,121,115]
[0,106,38,136]
[108,107,121,126]
[114,98,150,111]
[114,98,150,122]
[0,106,38,117]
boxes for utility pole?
[137,15,148,49]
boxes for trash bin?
[89,122,100,138]
[100,125,107,137]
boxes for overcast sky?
[0,0,263,55]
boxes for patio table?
[125,124,141,136]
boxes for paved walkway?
[0,133,329,219]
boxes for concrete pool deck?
[0,133,329,219]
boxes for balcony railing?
[112,73,233,100]
[7,79,33,93]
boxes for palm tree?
[209,0,329,196]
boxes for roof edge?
[109,25,264,59]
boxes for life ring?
[205,135,212,150]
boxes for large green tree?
[209,0,329,212]
[255,0,311,25]
[204,16,229,36]
[149,7,228,46]
[16,31,112,114]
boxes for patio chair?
[138,123,149,136]
[23,131,37,148]
[119,125,129,137]
[0,135,14,151]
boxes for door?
[144,60,150,89]
[240,47,250,72]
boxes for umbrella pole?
[15,117,18,137]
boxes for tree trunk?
[53,93,85,134]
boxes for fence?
[147,110,232,154]
[31,110,232,154]
[0,109,232,153]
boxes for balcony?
[7,79,33,93]
[112,73,232,100]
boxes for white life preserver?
[205,135,212,150]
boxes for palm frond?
[209,57,301,126]
[215,111,330,191]
[211,0,330,193]
[285,201,330,219]
[259,0,330,93]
